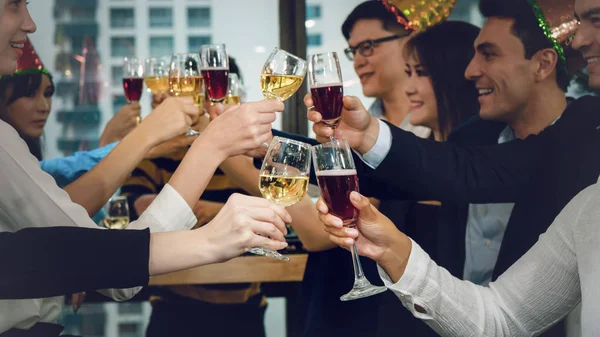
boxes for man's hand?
[306,94,380,154]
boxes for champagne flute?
[224,73,243,105]
[144,56,170,95]
[169,53,203,136]
[200,44,229,103]
[102,196,130,230]
[308,52,344,129]
[311,138,388,301]
[254,137,312,261]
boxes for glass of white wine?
[260,47,307,101]
[169,53,203,136]
[254,136,312,261]
[144,56,170,95]
[224,73,243,105]
[103,196,130,230]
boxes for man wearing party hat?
[310,0,600,335]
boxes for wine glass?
[311,138,388,301]
[224,73,243,105]
[144,56,170,95]
[103,196,130,230]
[200,44,229,103]
[169,53,203,136]
[308,52,344,128]
[260,47,307,102]
[253,136,312,261]
[123,57,144,104]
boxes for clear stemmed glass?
[311,138,388,301]
[253,136,312,261]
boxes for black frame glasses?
[344,34,409,61]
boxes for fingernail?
[351,192,360,203]
[345,239,354,246]
[317,204,327,213]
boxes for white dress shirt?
[377,181,600,336]
[0,120,197,333]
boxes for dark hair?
[0,72,55,161]
[229,56,242,83]
[342,1,411,40]
[404,21,481,140]
[479,0,569,91]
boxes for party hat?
[382,0,457,31]
[15,39,51,77]
[528,0,581,70]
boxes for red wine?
[316,169,359,225]
[311,84,343,127]
[123,77,144,102]
[201,67,229,101]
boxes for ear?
[532,48,559,82]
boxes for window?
[149,7,173,28]
[111,37,136,57]
[306,5,321,20]
[110,8,134,28]
[187,7,211,28]
[188,36,212,52]
[149,36,174,57]
[307,33,322,47]
[111,66,123,86]
[71,7,96,22]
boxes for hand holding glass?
[311,138,387,301]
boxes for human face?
[464,18,536,123]
[405,57,438,131]
[3,74,53,138]
[572,0,600,90]
[0,0,36,75]
[347,19,409,98]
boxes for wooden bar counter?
[149,254,308,285]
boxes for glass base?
[187,128,200,136]
[340,277,387,301]
[248,247,290,261]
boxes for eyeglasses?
[344,34,409,61]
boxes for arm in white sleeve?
[378,185,591,337]
[354,119,392,169]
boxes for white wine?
[259,174,309,206]
[260,74,304,101]
[144,76,169,94]
[103,216,130,230]
[169,76,203,97]
[224,94,241,105]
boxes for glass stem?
[350,242,366,281]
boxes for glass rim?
[267,46,307,63]
[310,137,351,151]
[200,43,227,49]
[307,51,340,59]
[271,136,313,150]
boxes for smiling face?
[347,19,409,99]
[2,74,53,139]
[572,0,600,90]
[404,57,438,131]
[464,17,536,122]
[0,0,36,75]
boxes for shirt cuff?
[378,239,433,320]
[354,119,392,169]
[134,183,197,232]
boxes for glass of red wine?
[123,57,144,104]
[311,138,387,301]
[308,52,344,129]
[200,44,229,103]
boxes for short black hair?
[342,1,411,40]
[404,21,481,139]
[479,0,569,91]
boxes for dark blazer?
[0,226,150,300]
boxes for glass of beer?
[308,52,344,128]
[254,137,312,261]
[144,56,170,95]
[103,196,130,230]
[200,44,229,103]
[169,53,203,136]
[260,47,307,102]
[122,57,144,104]
[311,138,387,301]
